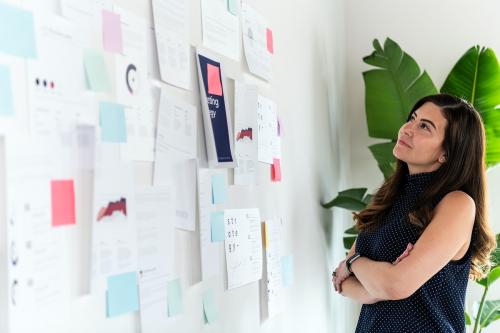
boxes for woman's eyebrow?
[412,112,437,130]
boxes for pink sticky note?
[266,28,274,54]
[102,10,123,54]
[207,63,223,96]
[51,179,76,227]
[271,158,281,182]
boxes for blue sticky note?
[0,65,14,116]
[281,255,294,287]
[210,211,225,242]
[0,3,36,58]
[227,0,239,15]
[211,174,227,204]
[99,102,127,143]
[202,288,219,324]
[167,279,183,317]
[83,48,111,92]
[106,272,139,318]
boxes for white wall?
[345,0,500,331]
[0,0,349,332]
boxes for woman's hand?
[332,259,351,293]
[392,243,413,265]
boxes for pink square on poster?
[271,158,281,182]
[51,179,76,227]
[102,10,123,54]
[207,63,223,96]
[266,28,274,54]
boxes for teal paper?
[106,272,139,318]
[99,102,127,142]
[227,0,239,15]
[211,174,227,204]
[281,255,294,287]
[210,211,225,242]
[0,65,14,116]
[83,48,111,92]
[202,288,219,324]
[0,3,36,58]
[167,279,183,317]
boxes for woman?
[332,93,497,332]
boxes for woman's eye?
[419,123,429,130]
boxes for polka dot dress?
[354,170,473,333]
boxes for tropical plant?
[322,37,500,332]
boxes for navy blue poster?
[198,54,233,163]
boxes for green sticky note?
[83,48,111,92]
[167,279,183,317]
[211,174,227,204]
[227,0,239,15]
[0,65,14,116]
[0,3,36,58]
[210,211,225,242]
[281,255,294,287]
[202,288,218,324]
[106,272,139,318]
[99,102,127,142]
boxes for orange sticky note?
[207,63,222,96]
[266,28,274,54]
[51,179,76,227]
[271,158,281,182]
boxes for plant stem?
[473,286,488,333]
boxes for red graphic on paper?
[236,128,253,141]
[207,63,223,96]
[266,28,274,54]
[97,198,127,222]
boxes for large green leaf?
[441,46,500,167]
[480,300,500,328]
[363,38,438,140]
[343,236,357,250]
[368,141,397,179]
[464,311,471,325]
[321,188,369,211]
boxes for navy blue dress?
[355,170,473,333]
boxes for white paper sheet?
[91,144,138,289]
[198,168,221,280]
[156,89,198,158]
[224,209,263,289]
[264,219,284,318]
[6,138,71,332]
[241,3,273,81]
[152,0,190,89]
[257,95,278,164]
[136,185,175,333]
[201,0,240,61]
[234,81,258,185]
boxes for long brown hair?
[353,93,497,280]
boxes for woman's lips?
[398,139,411,148]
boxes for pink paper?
[102,10,123,54]
[207,63,223,96]
[271,158,281,182]
[51,179,76,227]
[266,28,274,54]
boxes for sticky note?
[266,28,274,54]
[211,173,227,204]
[51,179,76,227]
[99,102,127,143]
[106,272,139,318]
[202,288,219,324]
[102,10,123,54]
[227,0,239,15]
[167,279,183,317]
[281,255,294,287]
[210,211,225,242]
[0,65,14,116]
[83,48,111,92]
[207,63,222,96]
[271,158,281,182]
[0,3,36,58]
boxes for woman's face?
[393,102,448,174]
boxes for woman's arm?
[340,275,383,304]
